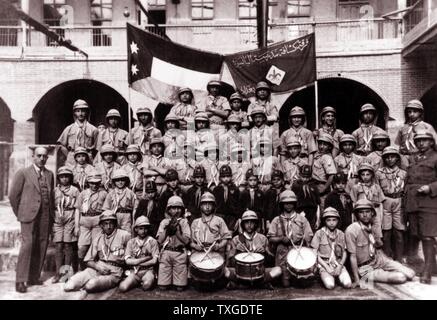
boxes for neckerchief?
[107,128,118,146]
[361,124,373,152]
[57,185,74,217]
[101,229,117,261]
[76,164,87,191]
[405,120,420,152]
[359,222,375,258]
[112,188,128,213]
[321,227,341,266]
[381,166,404,192]
[133,236,151,258]
[280,212,297,240]
[74,120,87,147]
[103,162,115,190]
[82,189,99,213]
[139,125,154,155]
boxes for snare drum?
[189,251,224,282]
[286,247,317,280]
[234,252,265,281]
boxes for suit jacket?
[9,166,55,223]
[213,183,241,218]
[264,186,286,222]
[183,185,211,221]
[325,190,353,231]
[239,188,265,218]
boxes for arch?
[279,77,390,134]
[420,83,437,129]
[32,79,131,144]
[0,97,14,200]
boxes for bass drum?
[234,252,265,281]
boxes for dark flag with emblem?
[127,23,224,104]
[223,33,316,97]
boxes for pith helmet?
[111,169,129,181]
[207,80,221,89]
[241,210,259,221]
[99,210,117,223]
[74,147,88,157]
[320,106,336,116]
[100,144,116,155]
[134,216,151,228]
[371,131,390,141]
[360,103,376,113]
[382,146,400,158]
[413,130,434,141]
[178,87,193,96]
[339,134,357,145]
[167,195,185,209]
[322,207,340,220]
[164,113,180,123]
[256,81,270,91]
[149,137,164,147]
[57,166,73,176]
[318,133,334,146]
[200,192,216,203]
[406,99,424,111]
[106,109,121,119]
[279,190,297,203]
[289,106,306,117]
[225,114,242,124]
[286,137,301,148]
[136,107,152,115]
[250,105,267,117]
[87,172,102,183]
[73,99,89,111]
[194,112,209,122]
[353,199,375,214]
[357,162,374,174]
[229,92,243,102]
[125,144,141,154]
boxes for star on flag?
[130,41,139,54]
[131,64,139,75]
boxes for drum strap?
[238,234,252,253]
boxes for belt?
[164,246,185,253]
[385,192,403,199]
[81,211,102,217]
[358,257,375,267]
[117,209,133,214]
[102,260,122,267]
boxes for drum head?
[287,247,317,270]
[235,252,264,264]
[190,251,224,270]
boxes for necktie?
[146,200,154,217]
[250,189,255,208]
[195,188,202,209]
[223,185,228,203]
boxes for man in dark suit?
[9,146,55,293]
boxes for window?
[148,0,166,6]
[191,0,214,20]
[287,0,311,17]
[90,0,112,46]
[91,0,113,21]
[239,0,257,19]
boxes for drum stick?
[200,240,217,263]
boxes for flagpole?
[128,85,132,131]
[314,80,319,129]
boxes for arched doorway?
[33,79,130,144]
[0,98,14,200]
[279,78,389,134]
[421,83,437,129]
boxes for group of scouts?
[50,80,437,294]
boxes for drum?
[286,247,317,280]
[234,252,265,281]
[189,251,224,282]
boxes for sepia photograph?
[0,0,436,308]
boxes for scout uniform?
[127,107,162,156]
[239,169,266,233]
[345,200,415,285]
[197,142,220,190]
[175,141,198,192]
[227,144,251,189]
[213,165,241,231]
[350,162,385,239]
[120,144,144,199]
[225,210,282,289]
[311,208,352,289]
[219,114,248,162]
[157,196,191,290]
[191,192,232,256]
[264,170,287,225]
[158,169,184,215]
[267,191,313,285]
[352,103,385,156]
[75,173,107,260]
[134,181,162,237]
[203,80,231,134]
[102,169,137,233]
[249,107,276,155]
[53,167,80,282]
[64,211,131,293]
[366,131,391,170]
[228,93,249,127]
[94,144,121,191]
[280,106,317,159]
[183,166,211,222]
[395,100,437,156]
[375,146,407,261]
[280,137,308,187]
[314,106,344,157]
[170,87,197,131]
[95,109,129,164]
[71,147,95,191]
[247,82,279,124]
[141,138,171,195]
[57,99,99,165]
[119,216,160,292]
[250,138,281,193]
[162,113,185,156]
[334,134,363,192]
[291,165,321,231]
[325,173,354,231]
[404,130,437,283]
[188,112,216,152]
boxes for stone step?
[0,246,56,273]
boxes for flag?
[127,23,224,104]
[223,33,316,98]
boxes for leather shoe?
[15,282,27,293]
[28,279,43,286]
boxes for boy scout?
[325,173,354,231]
[183,166,211,222]
[248,106,274,155]
[311,207,352,290]
[159,169,184,211]
[345,199,415,288]
[127,107,162,156]
[375,146,407,262]
[162,113,184,157]
[142,138,171,195]
[95,109,128,164]
[203,80,231,136]
[75,172,107,270]
[227,144,251,190]
[118,216,160,292]
[57,99,99,166]
[121,144,144,199]
[52,167,80,283]
[313,106,344,157]
[251,138,280,192]
[247,81,279,125]
[239,169,265,233]
[225,210,282,290]
[64,211,130,293]
[134,181,162,237]
[366,131,391,170]
[352,103,385,156]
[280,137,308,188]
[94,144,120,191]
[170,87,197,130]
[334,134,363,191]
[280,106,317,165]
[264,170,287,228]
[404,130,437,284]
[220,114,247,162]
[267,190,313,287]
[102,169,137,233]
[228,93,249,127]
[157,196,191,291]
[188,112,216,153]
[198,142,220,190]
[71,147,95,191]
